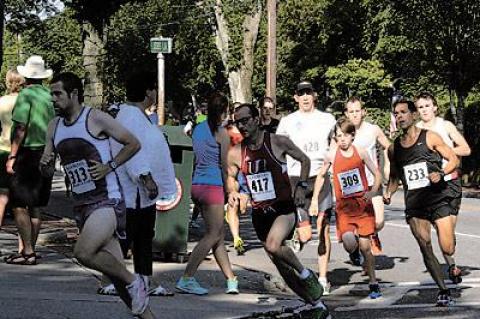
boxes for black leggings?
[121,204,156,276]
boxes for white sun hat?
[17,55,53,79]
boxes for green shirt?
[12,84,55,148]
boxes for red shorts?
[191,185,224,206]
[336,197,375,239]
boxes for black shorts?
[252,201,296,242]
[290,175,334,220]
[447,179,462,216]
[9,147,52,208]
[405,201,455,223]
[449,196,461,216]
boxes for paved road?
[0,172,479,318]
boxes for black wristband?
[8,154,16,160]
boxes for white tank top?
[416,117,455,180]
[53,106,121,205]
[353,121,378,186]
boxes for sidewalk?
[0,173,304,319]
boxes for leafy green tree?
[1,0,57,70]
[102,0,221,111]
[364,0,480,131]
[21,8,83,76]
[325,58,391,109]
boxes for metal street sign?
[150,37,173,54]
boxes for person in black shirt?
[258,96,279,133]
[384,99,459,307]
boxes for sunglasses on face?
[297,89,314,96]
[234,116,252,126]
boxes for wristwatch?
[8,154,16,160]
[108,160,118,171]
[296,181,308,189]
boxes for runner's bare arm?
[227,144,242,207]
[39,118,59,178]
[445,120,471,157]
[375,125,391,150]
[426,130,459,183]
[309,151,333,216]
[271,134,310,206]
[89,109,141,180]
[5,122,26,174]
[384,144,398,204]
[359,147,382,198]
[272,134,310,181]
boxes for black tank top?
[394,129,449,209]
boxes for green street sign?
[150,37,173,54]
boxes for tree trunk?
[214,1,262,103]
[0,1,4,71]
[82,22,106,108]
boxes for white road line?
[333,278,480,311]
[331,277,480,291]
[336,301,480,311]
[385,222,480,239]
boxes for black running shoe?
[349,248,364,266]
[436,289,454,307]
[368,283,382,299]
[448,265,462,284]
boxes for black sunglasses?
[297,89,314,96]
[234,116,252,126]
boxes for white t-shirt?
[276,109,336,177]
[353,121,380,186]
[110,104,177,209]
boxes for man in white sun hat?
[4,55,55,266]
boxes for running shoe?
[436,289,454,307]
[226,277,239,294]
[318,278,331,296]
[349,248,364,266]
[371,233,383,256]
[234,237,245,255]
[302,269,324,302]
[300,300,332,319]
[176,277,209,295]
[448,264,462,284]
[127,274,149,315]
[368,283,382,299]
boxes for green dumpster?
[153,125,193,262]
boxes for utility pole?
[266,0,276,101]
[157,53,165,125]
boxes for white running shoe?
[318,278,331,296]
[127,274,149,315]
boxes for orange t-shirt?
[332,146,371,216]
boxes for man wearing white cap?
[4,55,55,265]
